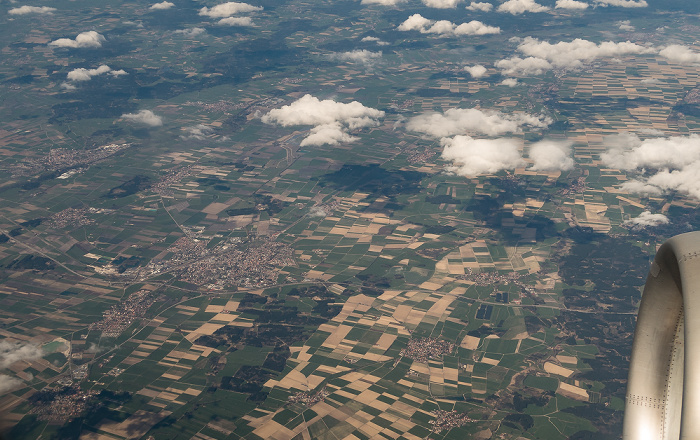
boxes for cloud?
[218,16,254,26]
[174,27,206,37]
[49,31,105,48]
[0,341,43,369]
[262,95,385,147]
[63,66,126,89]
[392,115,406,130]
[497,0,549,14]
[329,50,382,67]
[453,20,501,35]
[422,0,462,8]
[361,36,389,46]
[619,180,663,196]
[442,136,524,177]
[361,0,406,4]
[407,107,551,138]
[495,56,553,75]
[518,38,653,68]
[9,5,56,15]
[262,95,384,129]
[66,65,125,81]
[594,0,647,7]
[301,123,359,146]
[617,20,635,31]
[639,128,664,136]
[601,133,700,171]
[398,14,500,36]
[199,2,262,17]
[398,14,433,31]
[0,374,23,395]
[642,164,700,199]
[507,37,653,72]
[659,45,700,64]
[466,1,493,11]
[464,64,488,78]
[528,140,574,171]
[623,211,669,228]
[150,1,174,10]
[501,78,518,87]
[602,133,700,199]
[121,110,163,127]
[84,343,114,354]
[309,206,328,217]
[555,0,588,9]
[441,137,574,177]
[182,124,214,140]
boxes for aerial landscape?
[0,0,699,438]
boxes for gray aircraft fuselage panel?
[624,231,700,439]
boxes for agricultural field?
[1,0,700,439]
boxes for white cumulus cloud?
[9,5,57,15]
[497,0,549,14]
[617,20,635,31]
[67,65,111,81]
[515,37,653,69]
[361,36,389,46]
[641,164,700,199]
[0,374,23,395]
[659,45,700,65]
[465,64,488,78]
[501,78,518,87]
[66,65,126,81]
[466,1,493,11]
[601,133,700,171]
[182,124,214,140]
[453,20,501,35]
[361,0,407,4]
[49,31,105,48]
[398,14,500,36]
[623,211,669,228]
[262,95,385,147]
[441,137,574,177]
[638,128,664,136]
[0,341,44,369]
[302,123,358,146]
[174,27,206,37]
[309,206,329,217]
[528,140,574,171]
[619,180,663,196]
[398,14,433,31]
[602,133,700,199]
[595,0,647,7]
[150,1,174,10]
[496,56,553,75]
[218,16,254,26]
[329,50,382,67]
[199,2,262,17]
[407,108,551,138]
[442,136,524,177]
[555,0,589,9]
[422,0,462,8]
[498,37,656,76]
[121,110,163,127]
